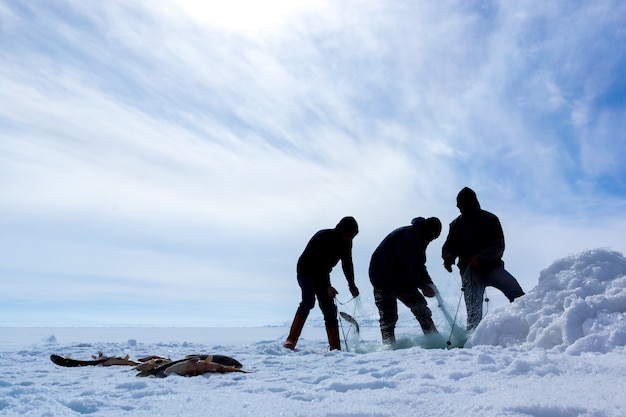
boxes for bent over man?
[442,187,525,331]
[369,217,442,345]
[284,216,360,351]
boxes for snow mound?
[468,249,626,354]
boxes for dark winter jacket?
[441,207,505,274]
[297,228,355,287]
[369,218,433,291]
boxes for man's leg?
[317,285,341,350]
[316,285,338,329]
[461,267,486,331]
[397,289,438,334]
[283,314,307,350]
[284,274,315,349]
[295,274,317,317]
[484,267,525,302]
[374,288,398,345]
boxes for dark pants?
[295,274,338,328]
[462,266,525,331]
[373,286,436,344]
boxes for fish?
[50,353,138,367]
[163,356,249,377]
[101,354,139,366]
[51,352,246,377]
[340,311,360,334]
[133,357,173,377]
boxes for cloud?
[1,0,625,326]
[169,0,331,35]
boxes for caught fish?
[163,356,248,377]
[50,353,139,367]
[51,352,247,377]
[340,312,360,334]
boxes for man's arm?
[341,246,359,297]
[441,223,457,272]
[412,241,435,297]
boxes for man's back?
[297,229,350,276]
[444,208,505,273]
[369,222,427,288]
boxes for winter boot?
[283,314,307,350]
[326,326,341,351]
[381,326,396,345]
[419,317,439,335]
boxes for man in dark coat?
[442,187,525,331]
[284,216,360,351]
[369,217,442,345]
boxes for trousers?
[295,274,338,328]
[461,266,524,331]
[373,286,435,343]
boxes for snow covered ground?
[1,249,625,417]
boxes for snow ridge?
[469,249,626,354]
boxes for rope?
[446,287,464,348]
[483,288,490,318]
[336,296,361,351]
[336,296,356,306]
[336,300,350,351]
[432,283,464,348]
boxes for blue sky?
[1,0,625,327]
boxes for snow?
[2,249,626,417]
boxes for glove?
[348,283,360,298]
[421,284,436,298]
[443,254,455,273]
[327,286,338,299]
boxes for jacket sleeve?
[411,238,433,289]
[441,221,458,264]
[415,263,433,289]
[341,241,356,286]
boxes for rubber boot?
[381,326,396,345]
[283,314,307,350]
[419,317,438,335]
[326,326,341,351]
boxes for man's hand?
[348,283,360,298]
[443,255,455,273]
[327,286,338,299]
[421,284,436,298]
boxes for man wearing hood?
[369,217,442,345]
[284,216,360,351]
[442,187,525,331]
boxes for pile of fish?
[50,353,248,377]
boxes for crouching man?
[369,217,442,345]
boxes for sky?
[1,0,625,327]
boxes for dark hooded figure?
[284,216,360,351]
[442,187,525,331]
[369,217,442,345]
